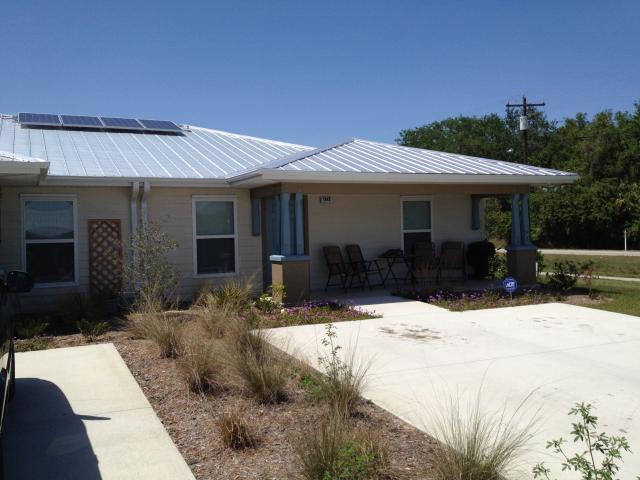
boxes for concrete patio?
[4,343,194,480]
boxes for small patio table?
[378,252,417,289]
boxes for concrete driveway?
[4,343,195,480]
[269,299,640,479]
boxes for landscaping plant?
[532,403,638,480]
[129,310,184,358]
[218,408,257,449]
[546,260,594,293]
[124,222,179,312]
[430,392,537,480]
[295,412,388,480]
[77,318,110,341]
[226,315,289,403]
[177,332,224,393]
[315,323,369,416]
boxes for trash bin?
[467,241,496,279]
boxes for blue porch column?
[510,193,522,246]
[520,193,532,246]
[295,193,305,255]
[280,192,292,255]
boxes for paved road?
[5,344,195,480]
[269,298,640,480]
[541,248,640,256]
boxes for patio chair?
[440,241,466,282]
[411,241,441,285]
[323,245,350,292]
[344,244,385,289]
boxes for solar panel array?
[17,113,182,134]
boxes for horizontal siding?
[146,187,262,298]
[0,186,131,311]
[0,185,262,312]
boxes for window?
[401,198,432,254]
[193,197,237,275]
[22,196,77,285]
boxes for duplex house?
[0,113,577,310]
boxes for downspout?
[140,181,150,230]
[131,182,140,291]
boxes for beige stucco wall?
[306,190,486,289]
[0,185,261,311]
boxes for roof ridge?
[226,138,355,179]
[190,125,313,150]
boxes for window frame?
[400,196,434,251]
[192,195,238,278]
[21,194,79,288]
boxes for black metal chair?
[323,245,350,292]
[411,241,441,285]
[345,244,385,289]
[440,241,466,282]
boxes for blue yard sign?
[503,276,518,298]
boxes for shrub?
[315,323,368,416]
[77,318,110,341]
[295,413,388,480]
[16,318,49,339]
[488,253,507,279]
[177,334,223,393]
[15,336,51,352]
[430,393,537,480]
[546,260,594,293]
[129,311,184,358]
[533,403,636,480]
[124,222,179,312]
[55,292,114,332]
[218,408,257,449]
[226,316,289,403]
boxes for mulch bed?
[41,329,438,480]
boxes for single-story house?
[0,113,578,310]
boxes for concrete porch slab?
[4,343,195,480]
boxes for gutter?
[228,169,580,186]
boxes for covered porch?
[250,182,537,303]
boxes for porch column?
[294,193,305,255]
[520,193,532,246]
[510,193,522,246]
[506,192,537,284]
[280,192,292,255]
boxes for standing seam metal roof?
[0,115,576,181]
[270,138,575,177]
[0,115,311,179]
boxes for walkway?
[4,343,195,480]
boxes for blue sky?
[1,1,638,146]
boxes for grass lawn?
[579,278,640,317]
[542,253,640,278]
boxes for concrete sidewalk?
[4,343,195,480]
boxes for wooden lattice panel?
[89,219,123,294]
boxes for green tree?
[398,102,640,249]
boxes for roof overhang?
[228,168,580,187]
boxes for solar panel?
[138,119,182,133]
[100,117,145,130]
[18,112,61,126]
[60,115,103,128]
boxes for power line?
[506,96,545,165]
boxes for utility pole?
[506,96,545,164]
